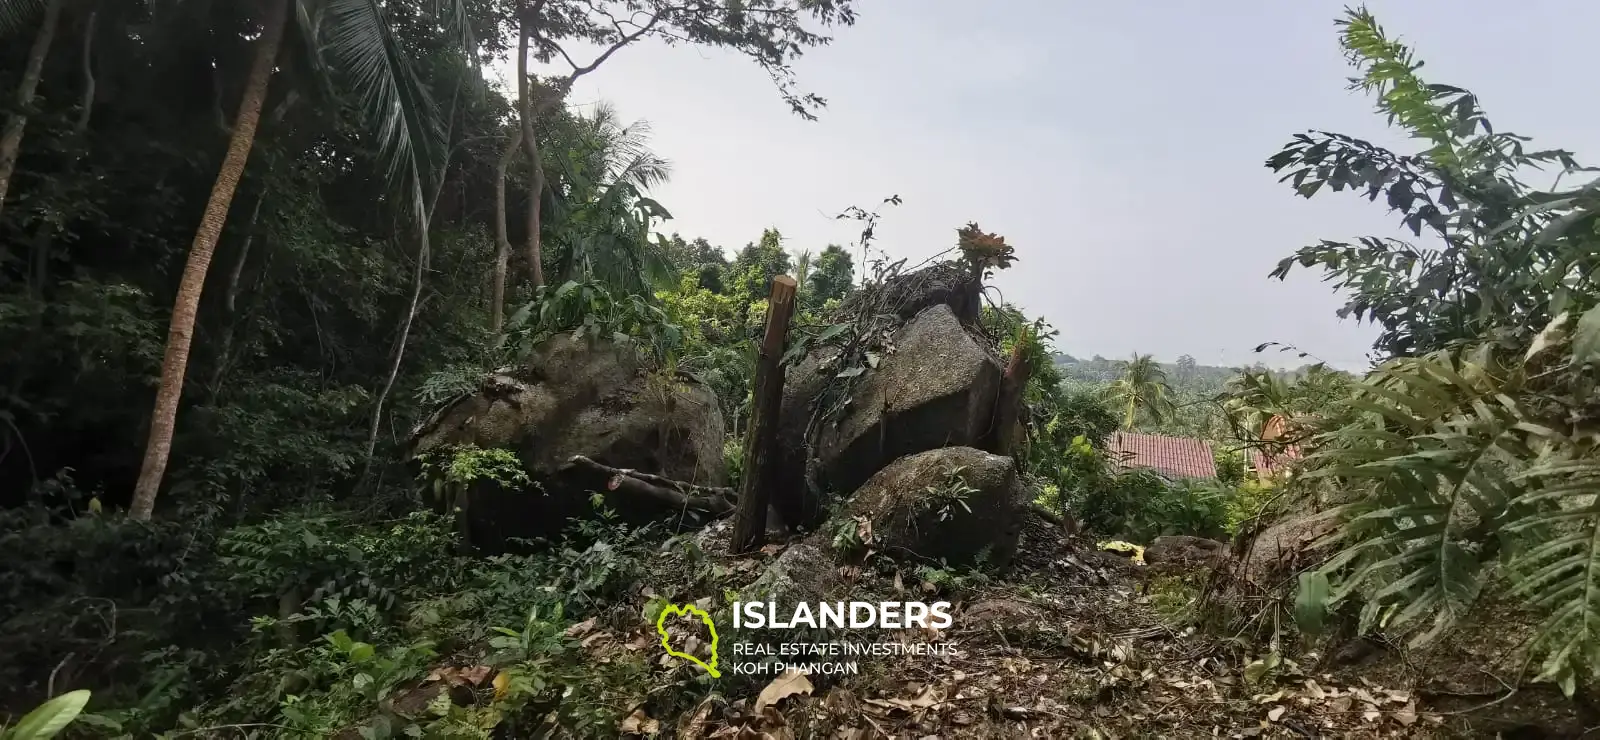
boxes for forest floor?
[485,513,1452,739]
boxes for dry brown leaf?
[1267,706,1285,722]
[620,708,660,736]
[865,684,943,713]
[677,696,716,738]
[1392,702,1418,726]
[755,669,814,713]
[1302,679,1326,701]
[760,543,784,555]
[565,616,598,638]
[460,665,493,686]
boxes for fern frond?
[1306,350,1525,644]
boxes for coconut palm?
[1104,353,1176,430]
[542,100,675,295]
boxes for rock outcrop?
[411,334,725,552]
[843,446,1025,568]
[773,303,1004,529]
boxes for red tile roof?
[1107,432,1303,480]
[1108,432,1217,479]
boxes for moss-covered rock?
[410,334,725,552]
[844,446,1024,568]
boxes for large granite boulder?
[410,334,725,552]
[843,446,1025,568]
[773,303,1004,529]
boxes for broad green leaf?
[1295,571,1331,637]
[349,642,376,663]
[6,690,91,740]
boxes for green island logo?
[655,603,721,678]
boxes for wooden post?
[731,275,798,554]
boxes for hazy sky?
[494,1,1600,371]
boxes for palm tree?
[792,248,814,298]
[1104,353,1176,430]
[0,0,67,221]
[127,0,471,520]
[542,101,675,295]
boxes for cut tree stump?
[731,274,798,553]
[987,326,1034,458]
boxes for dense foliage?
[0,0,858,733]
[1272,8,1600,697]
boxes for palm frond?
[424,0,473,57]
[0,0,46,39]
[1305,339,1600,670]
[1505,448,1600,691]
[320,0,445,214]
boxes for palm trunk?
[515,17,546,288]
[491,127,521,334]
[0,0,67,221]
[129,0,289,521]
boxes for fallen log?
[564,455,736,516]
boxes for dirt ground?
[542,513,1498,739]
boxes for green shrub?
[1074,470,1229,543]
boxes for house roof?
[1108,432,1217,479]
[1107,431,1303,481]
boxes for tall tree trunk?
[360,160,453,480]
[515,15,545,288]
[0,0,67,221]
[129,0,289,521]
[491,127,521,334]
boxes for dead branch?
[565,455,736,516]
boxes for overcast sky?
[493,1,1600,371]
